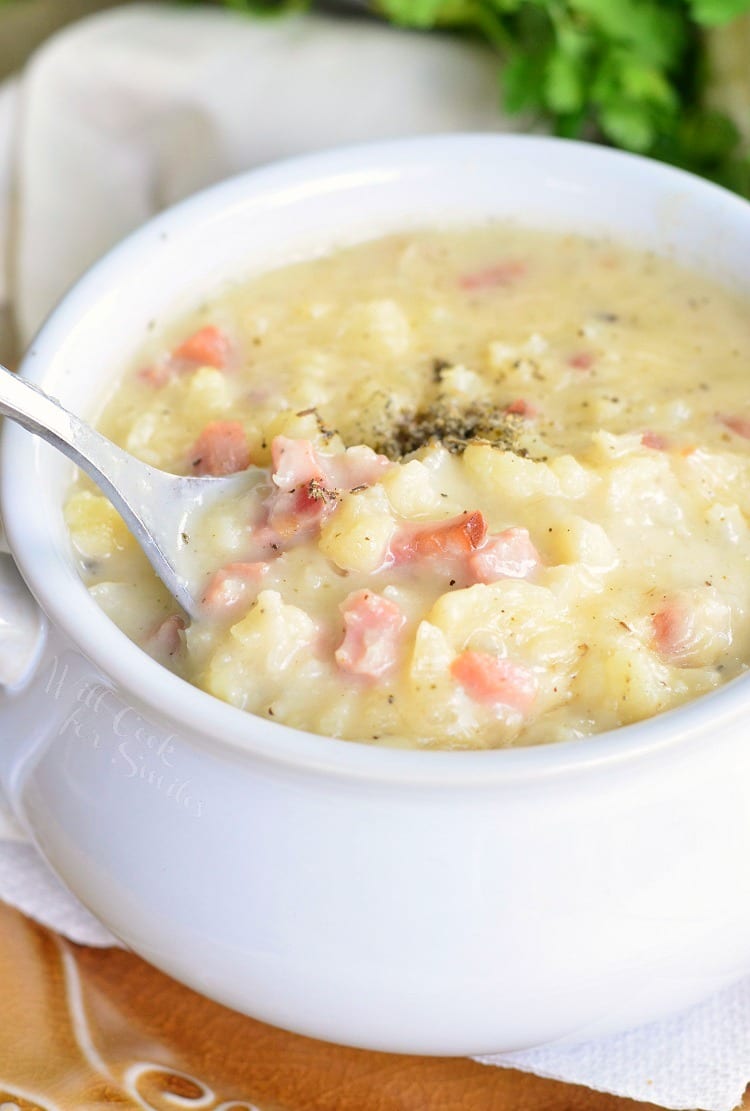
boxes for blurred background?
[1,0,123,77]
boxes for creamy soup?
[65,227,750,749]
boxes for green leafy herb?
[219,0,750,193]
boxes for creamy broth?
[65,226,750,748]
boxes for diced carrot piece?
[469,527,540,583]
[641,431,669,450]
[505,398,538,418]
[719,414,750,440]
[395,511,487,562]
[451,651,536,714]
[174,325,230,368]
[568,351,594,370]
[335,590,406,678]
[459,260,526,291]
[191,421,251,476]
[202,561,269,611]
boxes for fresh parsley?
[220,0,750,196]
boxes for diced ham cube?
[202,561,269,612]
[469,527,540,583]
[265,437,392,545]
[191,421,251,476]
[270,481,338,539]
[719,413,750,440]
[459,260,526,291]
[144,614,186,661]
[505,399,538,418]
[335,590,406,679]
[268,436,337,539]
[652,602,693,664]
[137,364,171,388]
[568,351,595,370]
[394,511,487,563]
[271,436,325,491]
[642,431,669,450]
[174,325,230,369]
[451,651,536,714]
[651,591,732,668]
[324,445,392,491]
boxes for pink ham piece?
[202,562,269,612]
[267,437,392,541]
[469,527,540,583]
[271,436,325,491]
[137,364,171,388]
[191,421,251,476]
[719,414,750,440]
[324,446,392,491]
[335,590,406,679]
[459,260,526,291]
[568,351,595,371]
[268,436,334,539]
[505,398,538,418]
[652,601,694,664]
[451,651,536,714]
[144,614,186,661]
[173,325,230,369]
[642,431,669,450]
[393,511,487,563]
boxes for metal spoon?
[0,363,264,619]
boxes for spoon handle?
[0,362,143,518]
[0,361,81,448]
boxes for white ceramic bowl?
[3,135,750,1055]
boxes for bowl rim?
[4,131,750,786]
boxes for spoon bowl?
[0,362,263,618]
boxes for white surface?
[12,3,503,343]
[0,9,749,1110]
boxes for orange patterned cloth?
[0,899,674,1111]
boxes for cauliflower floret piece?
[548,454,596,499]
[186,366,229,413]
[704,502,748,544]
[548,516,618,572]
[203,590,319,709]
[587,430,644,462]
[343,299,411,357]
[438,364,483,401]
[427,580,575,672]
[594,448,683,528]
[319,485,395,573]
[404,620,480,746]
[65,490,133,560]
[677,449,750,515]
[574,632,677,726]
[381,459,445,518]
[463,443,560,499]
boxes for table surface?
[0,898,683,1111]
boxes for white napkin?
[0,8,748,1110]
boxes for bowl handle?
[0,550,46,831]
